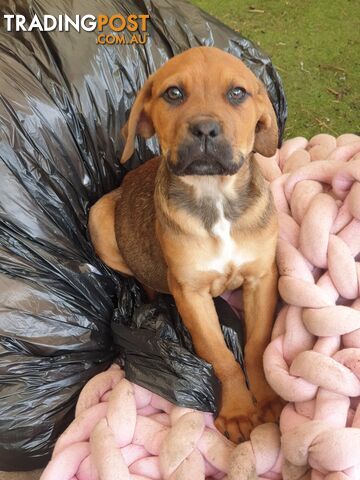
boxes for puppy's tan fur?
[89,47,282,443]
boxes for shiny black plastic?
[113,283,246,413]
[0,0,287,470]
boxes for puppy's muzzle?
[170,117,242,176]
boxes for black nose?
[190,119,221,139]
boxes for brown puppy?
[89,46,282,443]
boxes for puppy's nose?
[190,119,221,139]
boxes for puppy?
[89,46,282,443]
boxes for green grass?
[190,0,360,139]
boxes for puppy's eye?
[227,86,247,105]
[163,86,184,104]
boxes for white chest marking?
[203,201,253,273]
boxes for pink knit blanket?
[41,133,360,480]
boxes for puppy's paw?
[247,361,286,423]
[215,378,259,443]
[250,373,285,424]
[215,408,258,443]
[258,393,285,424]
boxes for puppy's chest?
[200,202,254,275]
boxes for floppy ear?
[121,77,155,164]
[253,83,279,157]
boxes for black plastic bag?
[0,0,287,470]
[113,281,246,413]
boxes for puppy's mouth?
[168,139,243,176]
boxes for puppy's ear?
[121,77,155,164]
[254,83,279,157]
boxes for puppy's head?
[121,46,278,176]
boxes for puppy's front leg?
[243,262,284,422]
[168,273,257,442]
